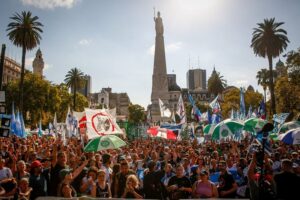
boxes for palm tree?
[6,11,43,114]
[208,67,227,96]
[251,18,289,115]
[64,68,84,111]
[256,68,269,103]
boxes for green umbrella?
[203,124,215,135]
[278,121,300,133]
[243,118,267,133]
[212,119,244,140]
[84,135,126,152]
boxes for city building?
[90,87,131,117]
[78,75,92,97]
[32,48,44,77]
[2,56,21,85]
[186,68,206,90]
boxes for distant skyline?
[1,0,300,108]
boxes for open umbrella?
[84,135,126,152]
[279,128,300,145]
[203,124,215,135]
[243,118,267,133]
[278,121,300,133]
[212,119,244,140]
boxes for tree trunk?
[263,88,266,103]
[73,79,76,111]
[19,45,26,116]
[268,54,276,115]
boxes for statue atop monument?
[154,11,164,36]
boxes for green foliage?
[208,69,227,96]
[128,103,145,124]
[221,88,263,118]
[5,72,88,128]
[285,48,300,85]
[251,18,289,115]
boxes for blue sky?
[1,0,300,108]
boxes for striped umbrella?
[243,118,267,133]
[212,119,244,140]
[279,128,300,145]
[203,124,215,135]
[278,121,300,133]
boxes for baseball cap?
[59,169,73,180]
[31,160,42,168]
[200,169,208,175]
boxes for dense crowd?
[0,132,299,200]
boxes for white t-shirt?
[101,165,112,185]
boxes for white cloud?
[78,39,92,46]
[25,57,52,71]
[147,42,183,55]
[234,80,249,87]
[21,0,77,9]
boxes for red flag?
[147,126,177,140]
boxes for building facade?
[2,57,21,85]
[78,75,92,97]
[186,68,206,90]
[90,87,131,117]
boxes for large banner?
[85,108,123,139]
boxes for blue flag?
[240,87,246,119]
[188,93,202,121]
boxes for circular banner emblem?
[100,140,110,147]
[221,129,229,137]
[91,112,115,136]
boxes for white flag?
[159,98,171,118]
[85,108,123,139]
[176,95,186,124]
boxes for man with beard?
[217,160,238,198]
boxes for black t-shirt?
[49,164,66,196]
[116,170,135,197]
[143,171,163,199]
[218,171,236,198]
[274,171,300,200]
[168,176,191,199]
[125,188,143,199]
[29,169,50,200]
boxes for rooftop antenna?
[153,7,156,18]
[188,54,191,69]
[198,56,200,68]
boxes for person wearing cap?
[217,160,238,198]
[190,165,200,185]
[28,160,50,200]
[192,169,218,198]
[274,159,300,200]
[57,158,88,198]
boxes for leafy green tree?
[6,11,43,115]
[5,72,88,127]
[128,103,145,124]
[64,68,85,111]
[251,18,289,115]
[208,68,227,96]
[221,88,240,118]
[285,47,300,84]
[256,68,269,103]
[275,76,300,118]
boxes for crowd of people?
[0,131,299,200]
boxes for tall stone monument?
[32,48,44,77]
[150,11,170,122]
